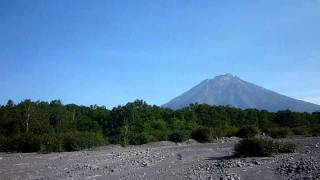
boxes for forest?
[0,99,320,153]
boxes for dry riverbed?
[0,136,319,180]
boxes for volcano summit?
[163,74,320,112]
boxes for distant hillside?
[163,74,320,112]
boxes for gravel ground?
[0,136,319,180]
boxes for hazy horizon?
[1,0,320,108]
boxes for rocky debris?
[215,158,267,169]
[90,144,124,151]
[178,139,199,145]
[184,157,267,180]
[220,173,241,180]
[215,137,240,144]
[277,157,320,179]
[143,141,177,147]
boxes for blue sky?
[1,0,320,108]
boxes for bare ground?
[0,136,319,180]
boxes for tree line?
[0,99,319,152]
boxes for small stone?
[253,161,262,165]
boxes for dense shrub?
[268,127,291,138]
[236,125,260,138]
[129,133,153,145]
[191,127,213,143]
[16,133,42,152]
[143,119,168,141]
[1,99,319,152]
[39,134,64,153]
[292,126,309,135]
[1,132,106,153]
[210,125,238,138]
[234,138,278,157]
[6,134,40,152]
[309,125,320,136]
[0,136,15,152]
[0,133,41,152]
[169,130,190,142]
[223,126,239,137]
[234,138,297,157]
[62,132,106,151]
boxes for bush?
[278,142,297,153]
[236,125,260,138]
[62,132,106,151]
[0,136,15,152]
[268,127,291,138]
[292,126,308,135]
[0,134,42,152]
[39,134,63,153]
[0,134,37,153]
[309,125,320,136]
[234,138,297,157]
[143,119,168,141]
[234,138,278,157]
[169,130,190,142]
[191,127,213,143]
[1,132,106,153]
[223,126,239,137]
[129,133,153,145]
[39,132,107,153]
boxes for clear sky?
[1,0,320,108]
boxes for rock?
[252,160,262,165]
[220,173,240,180]
[141,162,149,167]
[110,169,117,173]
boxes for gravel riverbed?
[0,136,319,180]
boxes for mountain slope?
[163,74,320,112]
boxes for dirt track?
[0,136,319,180]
